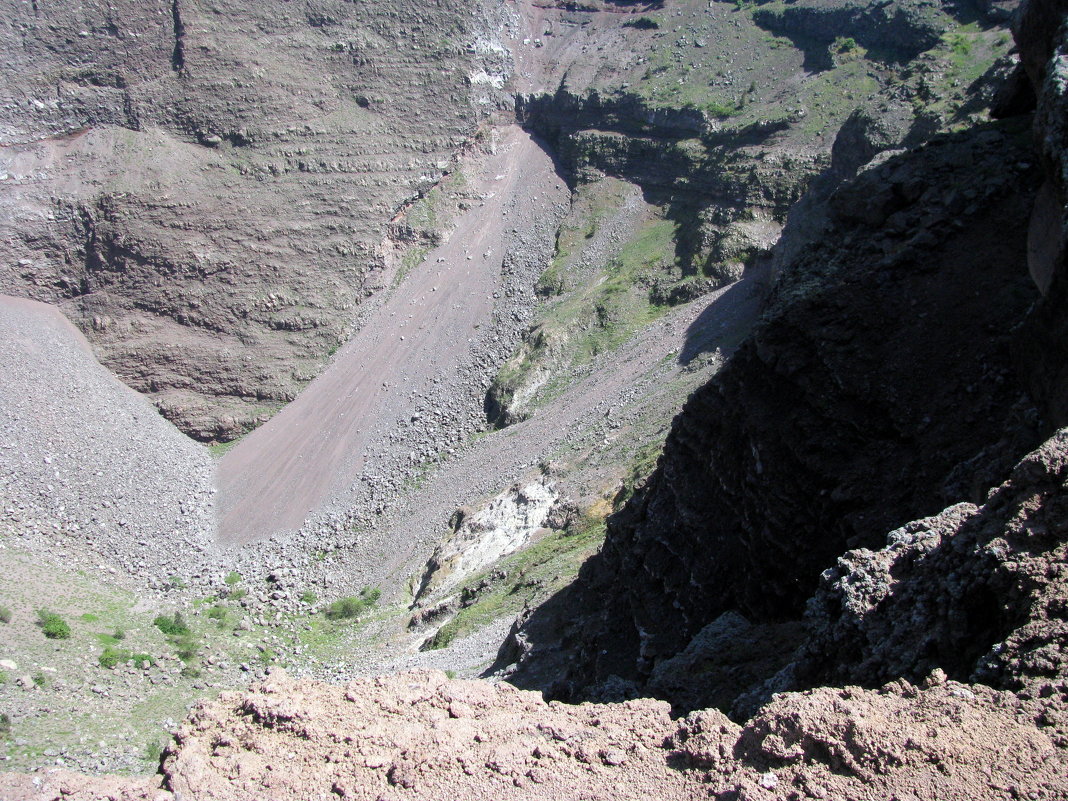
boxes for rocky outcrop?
[511,117,1045,698]
[744,429,1068,745]
[412,481,559,603]
[517,87,819,280]
[752,0,950,61]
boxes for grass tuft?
[153,613,190,637]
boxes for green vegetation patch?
[153,613,190,637]
[208,439,240,458]
[324,588,381,621]
[490,200,683,425]
[572,218,677,361]
[205,605,229,627]
[539,179,632,297]
[99,646,154,670]
[36,610,71,640]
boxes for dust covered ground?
[1,669,1065,801]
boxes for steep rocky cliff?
[501,0,1068,707]
[0,0,504,439]
[507,115,1046,696]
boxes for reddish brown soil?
[2,669,1065,801]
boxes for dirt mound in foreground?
[2,668,1066,800]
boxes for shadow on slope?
[488,117,1048,716]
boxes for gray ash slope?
[0,295,216,586]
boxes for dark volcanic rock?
[817,432,1068,691]
[1017,0,1068,428]
[508,119,1045,700]
[740,428,1068,743]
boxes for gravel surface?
[0,295,217,588]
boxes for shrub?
[948,32,971,56]
[0,713,10,738]
[37,610,71,639]
[324,597,365,620]
[0,606,10,624]
[153,612,190,637]
[702,100,742,118]
[32,672,47,688]
[324,587,380,621]
[206,605,227,621]
[225,571,242,586]
[0,671,7,684]
[99,646,127,669]
[112,628,126,641]
[299,590,318,605]
[228,587,248,601]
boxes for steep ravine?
[3,0,1068,795]
[505,115,1049,701]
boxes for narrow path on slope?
[217,127,564,546]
